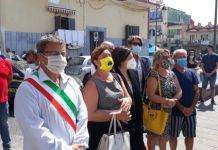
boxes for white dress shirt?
[14,68,89,150]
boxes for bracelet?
[165,98,169,104]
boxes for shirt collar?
[37,68,70,84]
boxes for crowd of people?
[0,34,217,150]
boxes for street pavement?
[168,96,218,150]
[2,96,218,150]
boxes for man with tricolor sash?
[14,35,89,150]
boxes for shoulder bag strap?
[25,77,77,132]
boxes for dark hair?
[207,45,214,50]
[36,34,65,53]
[112,46,131,70]
[126,35,142,46]
[26,49,37,57]
[91,45,110,65]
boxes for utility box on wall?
[90,31,104,52]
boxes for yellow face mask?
[100,56,114,72]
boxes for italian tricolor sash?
[25,72,78,132]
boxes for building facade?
[149,6,191,52]
[184,22,218,52]
[0,0,156,56]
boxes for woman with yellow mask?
[83,45,132,150]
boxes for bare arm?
[173,76,184,111]
[200,62,206,74]
[191,85,200,109]
[146,77,168,105]
[182,84,200,116]
[172,76,182,101]
[83,80,112,122]
[117,75,132,111]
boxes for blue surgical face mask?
[132,46,142,55]
[176,58,187,68]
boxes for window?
[190,35,195,42]
[49,0,60,4]
[201,35,204,40]
[55,16,75,30]
[87,59,91,66]
[149,29,156,37]
[125,25,140,39]
[168,29,180,36]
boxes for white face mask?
[28,64,37,70]
[47,55,67,74]
[132,46,142,55]
[127,58,137,69]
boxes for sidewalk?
[172,96,218,150]
[6,96,218,150]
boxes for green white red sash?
[25,72,78,132]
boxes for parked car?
[1,50,86,115]
[65,56,92,85]
[8,60,84,116]
[8,64,25,116]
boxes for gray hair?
[100,41,115,49]
[36,34,65,53]
[173,49,187,58]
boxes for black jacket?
[117,69,145,150]
[140,56,151,93]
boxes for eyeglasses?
[41,51,66,56]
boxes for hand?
[204,72,211,77]
[72,144,81,150]
[118,97,132,112]
[182,107,189,116]
[186,107,194,116]
[182,107,193,117]
[164,99,177,108]
[117,111,132,123]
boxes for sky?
[163,0,216,26]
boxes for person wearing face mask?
[85,41,115,86]
[14,35,89,150]
[187,51,198,69]
[83,45,132,150]
[90,41,115,76]
[170,49,200,150]
[112,46,145,150]
[126,35,151,94]
[146,49,182,150]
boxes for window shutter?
[55,16,62,31]
[68,18,75,30]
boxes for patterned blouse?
[147,70,177,111]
